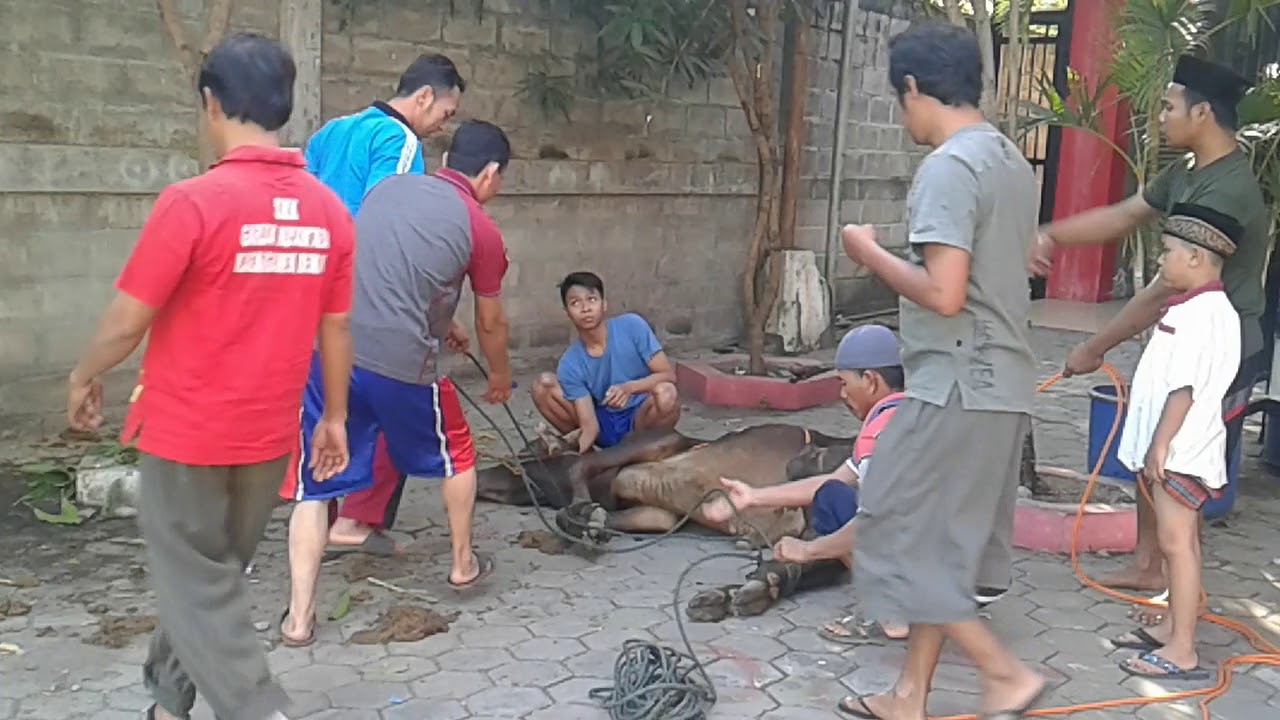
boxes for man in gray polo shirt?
[834,23,1045,720]
[279,121,514,646]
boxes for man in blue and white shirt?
[306,53,465,214]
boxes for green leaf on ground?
[328,588,352,621]
[30,495,83,526]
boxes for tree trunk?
[778,10,811,251]
[942,0,964,26]
[1003,0,1024,139]
[156,0,236,169]
[728,0,785,376]
[972,1,998,120]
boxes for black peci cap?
[1172,55,1253,109]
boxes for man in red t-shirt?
[66,33,353,720]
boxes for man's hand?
[309,416,350,481]
[483,369,513,404]
[577,433,596,454]
[702,477,756,524]
[1063,341,1105,378]
[1141,442,1168,487]
[772,536,812,564]
[603,383,632,409]
[66,373,104,432]
[1027,232,1055,277]
[444,321,469,353]
[840,224,879,265]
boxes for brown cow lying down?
[475,423,854,622]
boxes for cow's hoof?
[729,578,778,617]
[555,501,610,546]
[686,587,732,623]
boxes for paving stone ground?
[2,327,1279,719]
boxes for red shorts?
[1161,471,1223,511]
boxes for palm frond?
[1109,0,1214,114]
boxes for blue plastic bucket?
[1201,432,1241,520]
[1087,385,1135,482]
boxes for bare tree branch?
[156,0,195,76]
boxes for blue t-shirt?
[303,104,425,217]
[557,313,662,413]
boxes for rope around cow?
[454,351,1279,720]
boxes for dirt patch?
[340,554,407,583]
[84,614,157,649]
[1030,472,1135,506]
[349,605,458,645]
[0,598,32,618]
[513,530,565,555]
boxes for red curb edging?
[1013,467,1137,555]
[675,356,843,411]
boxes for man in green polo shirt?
[1029,55,1267,620]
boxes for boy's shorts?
[594,400,643,448]
[1161,471,1223,511]
[279,353,476,502]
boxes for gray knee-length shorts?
[852,388,1029,625]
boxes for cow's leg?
[686,559,850,623]
[566,430,695,503]
[605,505,681,533]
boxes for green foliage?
[515,69,575,123]
[1019,0,1280,287]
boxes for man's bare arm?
[573,396,600,451]
[856,240,971,317]
[624,350,677,395]
[1081,276,1175,357]
[474,295,512,377]
[750,463,858,509]
[1041,194,1157,247]
[70,293,156,386]
[316,313,352,421]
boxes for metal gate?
[993,7,1073,300]
[993,8,1073,225]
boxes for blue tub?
[1087,385,1134,482]
[1087,384,1238,519]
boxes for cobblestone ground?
[2,328,1279,719]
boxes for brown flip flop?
[278,608,315,648]
[448,551,494,589]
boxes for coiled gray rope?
[455,352,771,720]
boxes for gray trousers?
[136,452,291,720]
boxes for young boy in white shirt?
[1112,203,1243,680]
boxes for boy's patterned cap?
[1165,203,1243,257]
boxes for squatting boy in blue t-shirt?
[530,271,682,450]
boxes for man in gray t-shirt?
[832,22,1046,720]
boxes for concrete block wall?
[797,5,922,314]
[0,0,281,433]
[0,0,917,434]
[320,1,756,358]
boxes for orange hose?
[931,363,1279,720]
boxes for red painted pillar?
[1045,0,1130,302]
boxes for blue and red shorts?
[280,353,476,502]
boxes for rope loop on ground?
[587,639,715,720]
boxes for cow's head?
[784,436,850,481]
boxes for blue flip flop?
[1119,651,1210,681]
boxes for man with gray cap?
[709,324,909,639]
